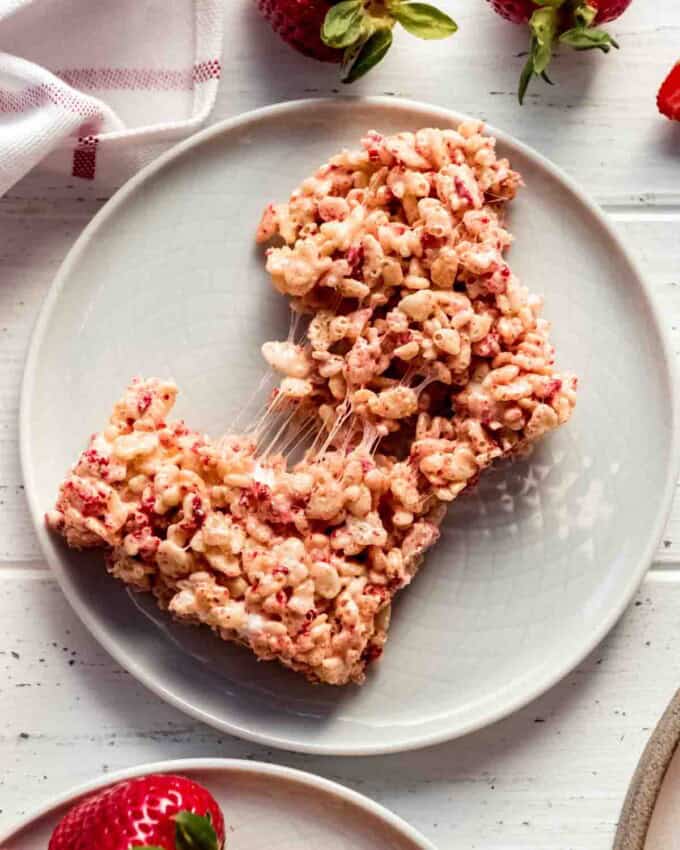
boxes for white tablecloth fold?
[0,0,223,194]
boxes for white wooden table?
[1,2,679,847]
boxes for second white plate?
[21,97,678,755]
[0,759,434,849]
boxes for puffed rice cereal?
[48,124,577,686]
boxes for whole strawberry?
[486,0,634,102]
[657,62,680,121]
[256,0,342,62]
[48,773,225,850]
[256,0,458,82]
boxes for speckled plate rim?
[613,689,680,850]
[20,96,680,756]
[0,757,436,848]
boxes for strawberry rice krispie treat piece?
[257,124,577,487]
[48,123,577,687]
[47,378,444,685]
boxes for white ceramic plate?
[21,98,678,755]
[0,758,434,849]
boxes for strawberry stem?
[136,815,220,850]
[323,0,457,83]
[518,0,621,103]
[518,5,558,103]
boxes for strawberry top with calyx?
[48,773,225,850]
[257,0,458,82]
[486,0,633,103]
[323,0,458,82]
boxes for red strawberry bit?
[81,494,107,518]
[346,244,364,273]
[485,268,509,294]
[365,131,384,161]
[393,330,413,346]
[421,232,442,251]
[538,377,563,402]
[473,332,501,358]
[137,391,153,414]
[125,511,149,532]
[181,494,206,535]
[83,448,109,467]
[252,481,271,500]
[454,177,475,206]
[64,481,107,518]
[364,583,388,601]
[361,643,383,664]
[125,520,160,561]
[138,535,160,561]
[80,448,110,480]
[140,491,157,516]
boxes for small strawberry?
[657,62,680,121]
[486,0,634,103]
[48,773,225,850]
[256,0,458,82]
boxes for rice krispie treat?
[47,378,444,685]
[48,123,577,686]
[257,125,577,496]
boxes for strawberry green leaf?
[518,53,536,104]
[531,0,566,7]
[134,846,165,849]
[322,0,364,49]
[559,26,618,51]
[390,3,457,39]
[174,811,220,850]
[529,6,557,74]
[343,28,393,83]
[518,6,558,103]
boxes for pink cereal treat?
[48,124,577,686]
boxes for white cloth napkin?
[0,0,223,195]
